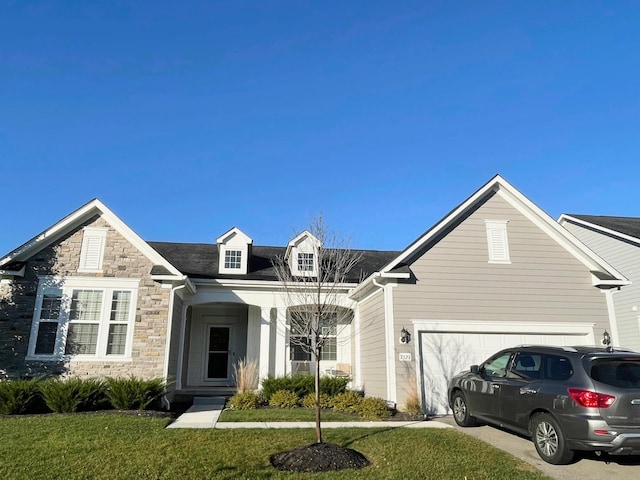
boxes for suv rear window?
[591,360,640,388]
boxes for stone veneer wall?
[0,215,171,380]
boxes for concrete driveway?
[438,416,640,480]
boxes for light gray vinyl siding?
[391,194,610,407]
[357,290,387,399]
[564,221,640,350]
[394,195,608,325]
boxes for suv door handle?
[491,383,500,390]
[520,387,538,395]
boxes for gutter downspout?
[604,288,621,347]
[162,282,188,410]
[372,273,398,405]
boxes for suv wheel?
[531,413,574,465]
[451,391,476,427]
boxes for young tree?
[272,215,362,444]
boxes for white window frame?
[290,247,318,276]
[219,245,248,274]
[78,227,108,273]
[27,276,139,361]
[484,220,511,264]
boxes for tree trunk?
[315,357,323,443]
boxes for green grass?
[0,414,550,480]
[219,408,363,422]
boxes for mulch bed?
[271,442,371,472]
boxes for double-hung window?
[288,311,338,362]
[320,323,337,361]
[34,287,63,355]
[28,277,139,359]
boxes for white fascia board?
[96,202,182,277]
[1,199,183,278]
[1,199,103,266]
[216,227,253,245]
[285,230,321,258]
[559,215,640,247]
[376,175,626,286]
[192,277,358,291]
[150,275,196,294]
[348,271,409,300]
[593,277,632,288]
[493,188,627,284]
[382,175,508,272]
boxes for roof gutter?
[151,275,196,294]
[349,271,410,300]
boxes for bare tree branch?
[272,214,363,443]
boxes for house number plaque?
[399,353,412,361]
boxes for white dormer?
[216,227,252,275]
[286,231,321,277]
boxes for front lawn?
[219,408,363,422]
[0,414,550,479]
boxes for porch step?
[193,396,226,407]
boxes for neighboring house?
[0,175,628,414]
[559,214,640,352]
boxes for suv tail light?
[568,388,616,408]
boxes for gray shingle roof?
[567,215,640,240]
[147,241,399,282]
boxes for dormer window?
[297,253,314,272]
[286,231,321,276]
[216,227,252,275]
[224,249,242,270]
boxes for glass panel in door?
[207,327,230,379]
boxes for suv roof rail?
[516,344,578,352]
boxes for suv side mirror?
[470,365,480,374]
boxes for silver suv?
[447,345,640,464]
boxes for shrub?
[227,391,262,410]
[319,376,350,397]
[106,377,165,410]
[40,378,107,413]
[330,390,363,414]
[261,374,349,400]
[261,375,311,400]
[355,396,392,420]
[301,392,332,409]
[269,389,300,408]
[0,379,41,415]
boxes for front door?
[205,326,231,381]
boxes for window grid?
[107,324,128,355]
[34,322,58,355]
[224,250,242,269]
[297,253,314,272]
[65,323,99,354]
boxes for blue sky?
[1,1,639,255]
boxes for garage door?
[417,321,595,414]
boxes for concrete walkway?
[166,397,452,430]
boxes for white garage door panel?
[419,328,593,415]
